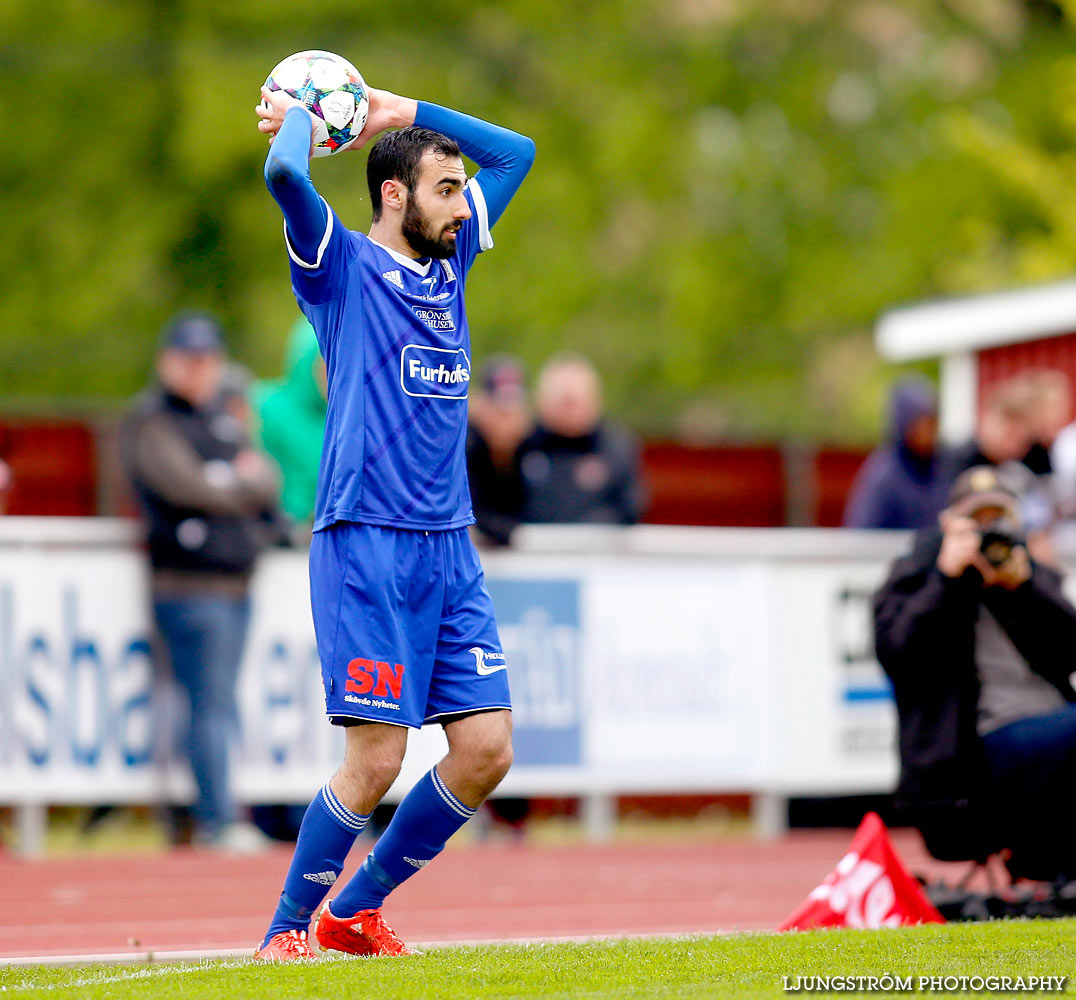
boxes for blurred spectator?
[254,316,327,525]
[874,465,1076,884]
[465,355,535,836]
[945,377,1056,560]
[946,378,1034,480]
[1044,374,1076,557]
[1007,370,1072,556]
[843,377,947,530]
[466,355,531,546]
[515,353,646,525]
[1018,370,1071,477]
[120,311,281,852]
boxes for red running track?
[0,831,958,962]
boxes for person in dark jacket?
[121,312,281,851]
[843,377,947,530]
[515,353,645,526]
[466,356,531,546]
[874,465,1076,882]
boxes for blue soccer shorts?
[309,522,512,728]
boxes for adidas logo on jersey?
[403,857,431,869]
[382,270,404,289]
[302,870,339,886]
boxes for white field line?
[0,929,726,983]
[0,949,249,969]
[0,959,251,993]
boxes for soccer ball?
[263,50,369,157]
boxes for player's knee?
[471,733,513,786]
[362,748,405,796]
[335,743,404,809]
[490,740,514,784]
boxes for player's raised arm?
[413,102,535,228]
[258,86,420,265]
[340,86,534,226]
[258,88,329,265]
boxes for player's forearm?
[415,102,532,170]
[264,107,329,261]
[373,90,418,130]
[415,102,535,226]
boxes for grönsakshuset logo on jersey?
[400,345,471,400]
[411,304,456,331]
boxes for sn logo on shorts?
[344,658,406,713]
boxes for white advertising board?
[0,521,908,810]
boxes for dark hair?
[366,127,461,220]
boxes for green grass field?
[2,921,1074,999]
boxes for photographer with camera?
[874,465,1076,886]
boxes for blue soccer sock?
[330,767,475,917]
[262,781,369,947]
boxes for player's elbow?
[515,135,536,174]
[264,153,302,193]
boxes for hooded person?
[254,317,327,525]
[843,377,947,530]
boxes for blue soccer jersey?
[265,101,534,532]
[291,190,487,531]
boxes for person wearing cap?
[120,311,281,852]
[873,465,1076,885]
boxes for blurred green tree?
[0,0,1071,443]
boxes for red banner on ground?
[778,812,945,930]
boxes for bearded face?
[401,193,462,260]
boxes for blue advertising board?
[486,578,583,767]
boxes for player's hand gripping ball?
[263,50,369,157]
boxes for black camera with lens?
[979,518,1024,568]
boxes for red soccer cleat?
[314,902,413,957]
[254,929,317,962]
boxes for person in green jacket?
[255,316,327,524]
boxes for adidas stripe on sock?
[262,782,369,947]
[331,766,475,917]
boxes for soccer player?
[252,78,534,961]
